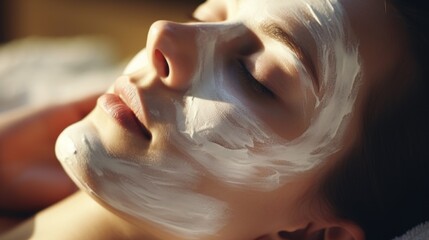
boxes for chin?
[55,116,229,240]
[55,119,106,195]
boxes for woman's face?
[56,0,408,239]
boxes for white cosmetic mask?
[176,0,360,190]
[56,0,361,238]
[56,123,227,237]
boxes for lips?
[97,76,152,140]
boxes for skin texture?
[53,0,410,239]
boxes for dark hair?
[320,0,429,239]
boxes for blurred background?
[0,0,203,59]
[0,0,204,111]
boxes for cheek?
[177,96,267,150]
[254,51,318,139]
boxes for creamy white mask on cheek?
[174,0,361,190]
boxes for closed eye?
[237,60,275,98]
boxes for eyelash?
[237,60,275,98]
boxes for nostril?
[154,49,170,78]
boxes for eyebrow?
[260,22,318,88]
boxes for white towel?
[393,222,429,240]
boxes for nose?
[146,21,199,91]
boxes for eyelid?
[238,59,275,98]
[260,23,319,90]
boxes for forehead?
[226,0,407,89]
[226,0,341,17]
[222,0,349,49]
[214,0,390,32]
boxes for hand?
[0,95,98,215]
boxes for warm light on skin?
[56,0,362,239]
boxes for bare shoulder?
[0,191,144,240]
[0,192,87,240]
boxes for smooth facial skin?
[56,0,409,239]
